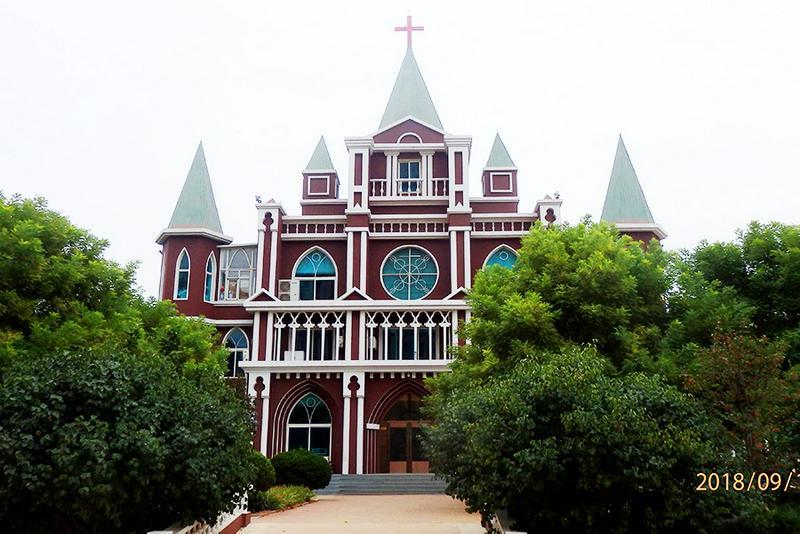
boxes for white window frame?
[286,394,332,460]
[489,172,513,193]
[397,159,422,195]
[219,247,256,301]
[173,248,190,301]
[204,252,217,303]
[222,327,249,378]
[291,247,338,301]
[306,175,331,196]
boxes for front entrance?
[377,393,429,473]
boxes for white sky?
[2,1,798,298]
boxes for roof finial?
[394,15,423,49]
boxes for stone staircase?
[317,473,448,495]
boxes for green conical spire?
[601,136,655,224]
[167,142,224,233]
[485,133,515,168]
[304,136,335,171]
[379,48,443,130]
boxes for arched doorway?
[377,392,429,473]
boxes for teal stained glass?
[204,255,215,301]
[296,250,335,277]
[225,328,248,349]
[485,247,517,269]
[382,247,437,300]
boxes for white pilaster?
[463,230,472,289]
[341,394,351,474]
[355,371,366,474]
[449,230,458,293]
[346,231,354,290]
[252,312,261,362]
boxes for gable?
[373,119,445,144]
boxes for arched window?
[204,253,216,302]
[381,246,438,300]
[484,246,518,269]
[223,328,248,378]
[174,249,190,300]
[221,247,255,300]
[287,393,331,458]
[294,248,336,300]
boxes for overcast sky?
[2,1,798,297]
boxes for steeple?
[156,142,230,244]
[601,135,666,241]
[302,136,339,200]
[304,136,335,172]
[601,135,654,223]
[482,133,518,197]
[485,133,516,168]
[379,48,443,130]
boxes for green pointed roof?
[379,48,443,130]
[304,136,335,171]
[167,142,224,233]
[601,136,655,224]
[485,133,515,168]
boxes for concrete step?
[317,474,448,495]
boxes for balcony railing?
[369,178,449,198]
[267,310,454,362]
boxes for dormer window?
[398,160,420,194]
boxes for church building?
[156,19,665,475]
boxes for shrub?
[248,486,314,512]
[0,349,254,533]
[271,449,331,489]
[250,449,276,492]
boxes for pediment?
[373,118,445,144]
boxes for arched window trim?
[173,248,190,300]
[222,327,249,378]
[204,252,217,303]
[380,245,439,301]
[291,247,338,301]
[483,244,519,269]
[219,247,256,301]
[286,393,332,459]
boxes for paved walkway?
[241,494,483,534]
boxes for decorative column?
[420,150,434,196]
[248,372,270,455]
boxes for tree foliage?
[426,219,800,532]
[0,193,255,531]
[0,349,254,533]
[426,347,765,533]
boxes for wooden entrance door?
[376,393,429,473]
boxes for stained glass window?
[485,247,517,269]
[295,249,336,300]
[381,247,438,300]
[287,393,331,457]
[204,253,216,302]
[174,249,190,299]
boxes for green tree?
[432,221,668,401]
[425,347,766,533]
[675,222,800,365]
[0,349,254,533]
[685,333,797,470]
[0,194,255,530]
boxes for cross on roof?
[394,15,423,49]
